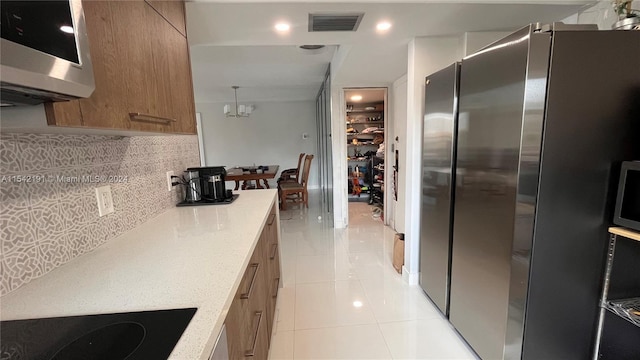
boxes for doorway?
[344,88,388,224]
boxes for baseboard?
[402,266,419,285]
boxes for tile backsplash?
[0,133,200,295]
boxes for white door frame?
[196,112,206,166]
[340,87,389,227]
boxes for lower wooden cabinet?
[225,204,280,359]
[265,210,279,341]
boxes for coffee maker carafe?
[183,170,201,202]
[207,174,225,201]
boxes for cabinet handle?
[245,311,263,357]
[267,214,276,226]
[240,263,259,300]
[270,244,278,260]
[129,112,177,124]
[272,277,280,298]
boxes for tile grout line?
[279,205,402,358]
[376,321,396,360]
[291,230,297,358]
[357,242,396,359]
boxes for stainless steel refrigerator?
[419,63,460,316]
[443,24,639,360]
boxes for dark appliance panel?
[1,1,80,64]
[523,30,640,360]
[614,161,640,232]
[0,308,197,360]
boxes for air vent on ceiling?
[308,13,364,32]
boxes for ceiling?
[190,45,335,103]
[186,1,593,103]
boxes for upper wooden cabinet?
[145,0,187,36]
[44,0,196,135]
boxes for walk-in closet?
[344,89,387,221]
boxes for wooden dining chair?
[279,155,313,210]
[278,152,305,185]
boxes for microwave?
[613,161,640,231]
[0,0,94,106]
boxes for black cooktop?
[0,308,197,360]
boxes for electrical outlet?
[166,171,174,191]
[95,185,114,217]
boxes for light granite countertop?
[0,189,279,360]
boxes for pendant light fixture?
[224,86,253,118]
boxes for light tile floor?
[269,193,477,359]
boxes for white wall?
[390,75,407,232]
[196,100,318,188]
[463,31,512,56]
[562,0,640,29]
[403,35,464,284]
[329,44,394,228]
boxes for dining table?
[226,165,279,190]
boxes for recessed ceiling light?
[353,300,363,308]
[376,21,392,31]
[299,45,325,50]
[60,25,74,34]
[275,22,290,32]
[351,95,363,101]
[298,44,328,55]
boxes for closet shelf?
[606,297,640,328]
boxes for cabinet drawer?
[267,232,280,279]
[227,235,270,359]
[266,211,280,282]
[226,206,280,359]
[238,240,266,305]
[245,310,270,359]
[264,209,280,340]
[266,275,279,340]
[225,293,249,359]
[268,242,279,273]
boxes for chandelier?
[224,86,253,118]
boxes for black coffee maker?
[186,166,229,202]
